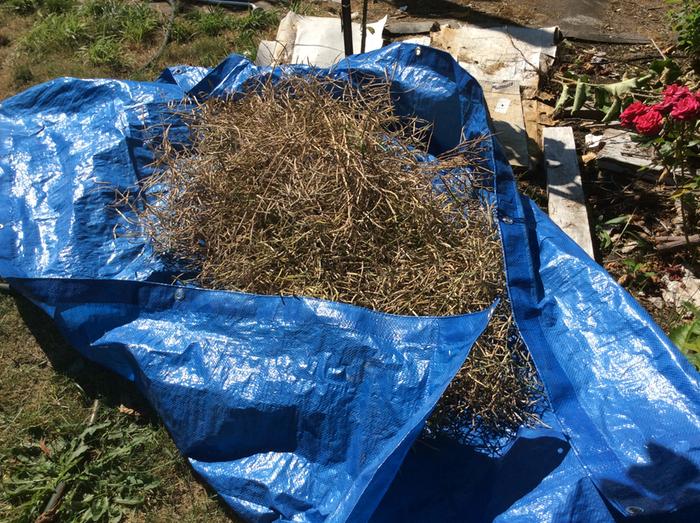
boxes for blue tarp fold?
[2,43,699,521]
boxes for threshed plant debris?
[115,76,544,447]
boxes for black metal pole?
[360,0,368,53]
[341,0,353,56]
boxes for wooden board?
[482,82,529,169]
[544,127,595,258]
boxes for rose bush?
[619,83,700,241]
[621,84,700,134]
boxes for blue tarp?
[1,43,699,521]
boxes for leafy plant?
[230,8,278,58]
[20,0,160,54]
[1,0,40,14]
[1,0,75,14]
[83,0,159,43]
[121,2,160,44]
[284,0,319,16]
[621,258,657,290]
[668,0,700,58]
[171,17,198,43]
[670,302,700,370]
[555,73,653,122]
[2,414,162,521]
[85,35,122,67]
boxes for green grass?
[1,1,279,93]
[19,0,160,54]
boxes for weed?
[12,63,34,86]
[171,17,198,43]
[670,302,700,370]
[121,3,160,44]
[621,258,657,291]
[85,35,122,67]
[1,0,38,15]
[43,0,74,13]
[233,7,278,33]
[283,0,320,16]
[21,11,88,52]
[191,7,233,37]
[83,0,159,43]
[2,414,162,521]
[0,294,231,520]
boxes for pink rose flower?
[634,109,664,136]
[669,94,700,121]
[620,101,649,128]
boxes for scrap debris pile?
[120,76,543,445]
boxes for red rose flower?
[655,84,693,113]
[620,101,649,128]
[634,109,664,136]
[670,94,700,121]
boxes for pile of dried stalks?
[120,76,543,446]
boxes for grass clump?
[21,11,87,53]
[1,0,75,15]
[191,7,233,37]
[12,63,34,86]
[20,0,160,57]
[81,0,160,43]
[2,415,161,522]
[171,7,278,58]
[119,76,543,445]
[86,35,122,67]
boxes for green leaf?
[572,79,587,113]
[669,319,700,370]
[604,214,633,226]
[555,84,570,111]
[602,97,622,123]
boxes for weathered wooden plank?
[544,126,595,258]
[385,20,437,35]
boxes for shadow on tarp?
[371,434,569,522]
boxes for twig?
[657,234,700,252]
[35,482,66,523]
[650,38,666,60]
[88,399,100,426]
